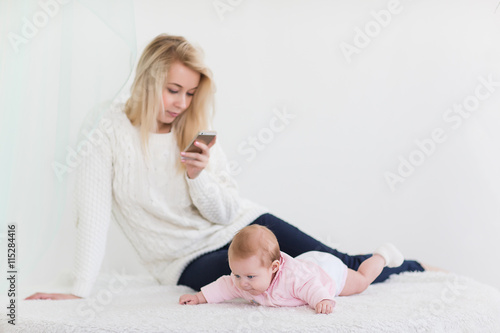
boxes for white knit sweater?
[71,102,267,298]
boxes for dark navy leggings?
[177,213,424,290]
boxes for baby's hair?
[228,225,281,267]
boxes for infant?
[179,225,403,314]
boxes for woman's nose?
[175,94,187,110]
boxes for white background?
[1,0,499,298]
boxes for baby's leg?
[339,255,385,296]
[339,243,404,296]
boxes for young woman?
[26,34,424,300]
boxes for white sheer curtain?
[0,0,136,292]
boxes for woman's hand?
[181,137,217,179]
[25,293,82,300]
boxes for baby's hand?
[179,294,199,305]
[315,299,335,314]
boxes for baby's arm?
[179,291,207,305]
[179,275,242,305]
[293,276,336,314]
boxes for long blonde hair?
[124,34,215,159]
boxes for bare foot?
[421,263,448,273]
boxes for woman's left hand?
[181,137,217,179]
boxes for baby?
[179,225,404,314]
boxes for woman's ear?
[271,260,280,273]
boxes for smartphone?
[183,131,217,154]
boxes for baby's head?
[228,225,281,295]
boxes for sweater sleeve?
[200,275,243,303]
[185,142,241,225]
[293,275,336,309]
[71,117,114,298]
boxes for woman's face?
[157,61,201,133]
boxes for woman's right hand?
[181,137,217,180]
[25,292,82,300]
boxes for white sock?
[374,243,404,268]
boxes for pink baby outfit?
[201,251,347,309]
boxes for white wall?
[1,0,499,299]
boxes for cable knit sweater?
[71,101,267,298]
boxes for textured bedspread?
[2,272,500,332]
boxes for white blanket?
[3,272,500,332]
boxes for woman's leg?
[177,244,231,291]
[250,213,424,283]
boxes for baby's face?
[229,255,278,296]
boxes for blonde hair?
[228,225,281,267]
[124,34,215,159]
